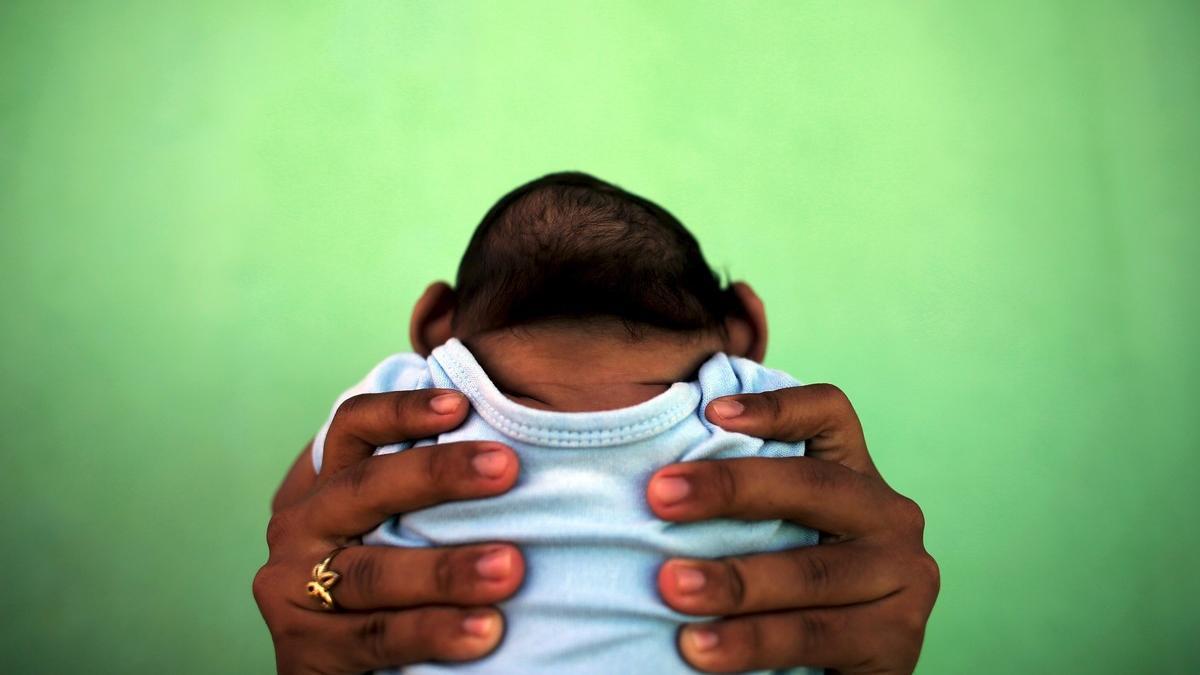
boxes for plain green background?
[2,1,1197,672]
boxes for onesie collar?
[430,338,703,448]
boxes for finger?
[305,544,525,611]
[705,384,877,476]
[646,456,891,535]
[321,389,471,480]
[678,601,912,673]
[329,606,505,671]
[658,542,900,616]
[304,441,519,538]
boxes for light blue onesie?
[312,338,820,675]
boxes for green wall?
[2,2,1197,672]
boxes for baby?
[312,172,819,674]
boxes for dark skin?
[255,282,939,673]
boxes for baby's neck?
[461,322,723,412]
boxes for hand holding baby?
[255,384,937,674]
[650,384,938,673]
[256,389,523,672]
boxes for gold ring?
[305,547,346,611]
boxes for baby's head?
[410,172,767,363]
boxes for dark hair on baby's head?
[453,171,738,336]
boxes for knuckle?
[265,512,293,549]
[434,550,457,598]
[341,457,374,499]
[335,393,371,421]
[795,457,838,493]
[761,389,784,419]
[390,390,423,426]
[866,603,928,670]
[795,552,832,594]
[722,558,750,610]
[917,552,941,593]
[895,495,926,533]
[798,611,828,646]
[424,445,459,492]
[251,564,277,608]
[898,604,929,638]
[815,382,850,407]
[745,619,767,665]
[814,383,859,434]
[716,619,763,671]
[345,551,382,601]
[358,611,394,665]
[711,461,740,510]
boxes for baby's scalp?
[450,171,743,339]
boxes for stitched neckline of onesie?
[431,338,704,448]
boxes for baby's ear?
[722,281,768,362]
[409,282,457,356]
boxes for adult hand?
[648,384,939,674]
[253,389,525,674]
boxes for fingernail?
[462,610,497,637]
[651,476,691,505]
[475,547,512,579]
[711,399,744,420]
[688,626,720,652]
[673,565,706,593]
[472,449,509,478]
[430,393,463,414]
